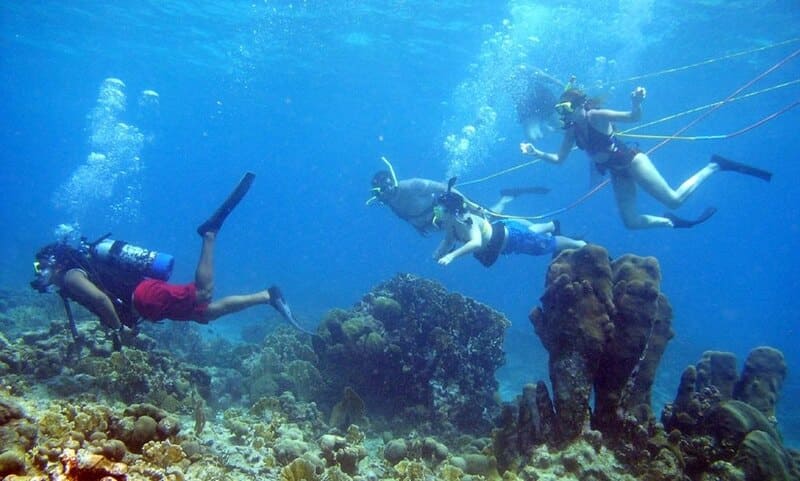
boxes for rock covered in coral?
[733,346,787,420]
[529,246,673,441]
[313,274,510,434]
[662,348,798,480]
[240,327,323,406]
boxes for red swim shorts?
[132,279,208,321]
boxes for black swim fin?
[268,286,315,336]
[552,219,561,236]
[711,154,772,182]
[664,207,718,229]
[499,186,551,197]
[197,172,256,236]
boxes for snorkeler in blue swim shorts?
[431,188,585,268]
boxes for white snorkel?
[366,155,400,205]
[381,155,399,187]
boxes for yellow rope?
[619,133,725,141]
[617,79,800,138]
[612,37,800,84]
[456,159,542,187]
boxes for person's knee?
[196,285,213,304]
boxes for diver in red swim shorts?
[31,172,304,346]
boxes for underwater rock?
[319,432,367,475]
[732,346,787,420]
[329,387,366,431]
[529,246,673,441]
[0,449,26,477]
[383,438,408,465]
[240,327,323,405]
[280,457,319,481]
[662,349,798,480]
[697,351,739,401]
[313,274,510,434]
[59,448,127,481]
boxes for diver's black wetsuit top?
[61,251,142,327]
[573,120,638,175]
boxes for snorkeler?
[367,157,553,235]
[431,181,586,267]
[520,86,772,229]
[31,173,308,348]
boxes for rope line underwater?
[618,79,800,140]
[611,37,800,85]
[463,46,800,221]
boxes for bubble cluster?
[54,78,157,227]
[441,17,531,177]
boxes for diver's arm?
[591,87,645,123]
[433,231,455,260]
[438,221,482,266]
[61,269,122,329]
[521,130,575,164]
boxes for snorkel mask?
[366,157,400,206]
[554,101,575,117]
[432,177,465,227]
[30,255,56,293]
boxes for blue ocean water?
[1,0,798,445]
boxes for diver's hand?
[438,253,456,266]
[631,86,646,103]
[520,143,542,157]
[521,142,545,158]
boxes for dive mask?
[432,204,445,227]
[31,258,56,293]
[554,101,574,116]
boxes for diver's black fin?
[712,154,772,182]
[268,285,314,336]
[499,186,551,197]
[197,172,256,236]
[664,207,718,229]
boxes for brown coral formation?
[530,246,673,440]
[661,347,798,479]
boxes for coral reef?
[486,245,798,480]
[661,347,798,480]
[0,249,797,481]
[529,246,673,441]
[313,274,510,435]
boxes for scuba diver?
[520,86,772,229]
[431,179,586,267]
[31,172,308,347]
[367,157,553,235]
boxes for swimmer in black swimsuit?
[520,86,772,229]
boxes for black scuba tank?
[90,238,174,281]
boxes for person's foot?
[710,154,772,182]
[664,207,718,229]
[267,286,314,336]
[197,172,256,236]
